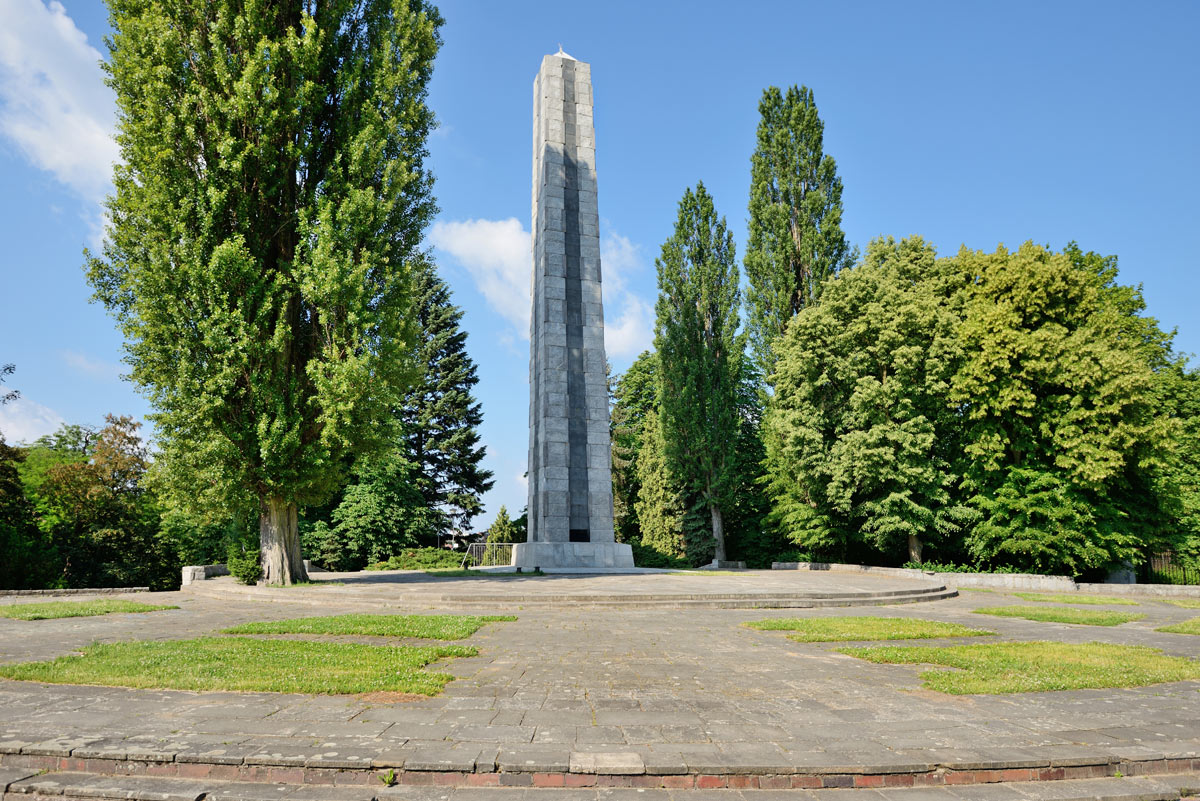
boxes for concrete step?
[2,769,1197,800]
[182,583,955,609]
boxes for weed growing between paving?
[223,614,515,639]
[0,638,476,694]
[1010,592,1139,606]
[0,600,177,621]
[745,616,993,642]
[840,641,1200,694]
[1156,617,1200,635]
[973,605,1144,626]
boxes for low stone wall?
[180,564,229,585]
[772,561,1200,597]
[0,586,149,597]
[181,560,317,585]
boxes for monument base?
[512,541,635,569]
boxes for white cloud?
[60,350,123,381]
[430,217,530,333]
[0,0,117,212]
[0,396,65,444]
[599,232,654,359]
[431,218,654,358]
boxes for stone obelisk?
[512,50,634,569]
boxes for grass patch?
[1156,617,1200,635]
[745,616,993,642]
[0,637,474,694]
[223,613,515,640]
[973,605,1144,626]
[1010,592,1139,606]
[840,641,1200,694]
[1162,599,1200,609]
[0,599,177,621]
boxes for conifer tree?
[610,351,659,544]
[654,183,743,563]
[745,85,852,380]
[632,408,687,559]
[402,259,493,536]
[88,0,443,583]
[486,505,520,543]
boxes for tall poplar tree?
[88,0,443,584]
[401,258,493,535]
[654,183,743,563]
[745,85,852,380]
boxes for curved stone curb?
[4,744,1199,791]
[179,578,955,610]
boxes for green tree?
[610,350,659,544]
[745,85,852,380]
[27,416,175,589]
[953,243,1174,575]
[88,0,444,584]
[0,435,56,590]
[764,237,975,564]
[632,408,688,560]
[402,258,493,538]
[654,183,743,563]
[1,363,17,405]
[486,505,522,543]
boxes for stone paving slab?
[1,575,1199,790]
[1,771,1196,799]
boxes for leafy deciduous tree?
[88,0,444,583]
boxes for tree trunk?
[710,502,727,563]
[907,533,923,565]
[260,496,308,585]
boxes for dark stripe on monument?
[562,61,590,541]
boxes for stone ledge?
[5,748,1200,790]
[0,587,149,597]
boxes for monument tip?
[554,44,577,61]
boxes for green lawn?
[223,613,516,640]
[0,599,177,621]
[1156,617,1200,635]
[0,638,475,694]
[745,616,993,642]
[840,641,1200,694]
[973,605,1144,626]
[1162,599,1200,609]
[1010,592,1139,606]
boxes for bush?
[774,550,815,564]
[630,540,690,569]
[367,548,463,571]
[903,561,1023,575]
[226,536,262,585]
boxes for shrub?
[226,536,262,585]
[367,548,463,571]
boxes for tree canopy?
[88,0,444,583]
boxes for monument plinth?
[512,50,634,569]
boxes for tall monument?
[512,50,634,569]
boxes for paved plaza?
[1,571,1199,798]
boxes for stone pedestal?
[522,50,633,569]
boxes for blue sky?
[2,0,1197,528]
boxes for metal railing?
[1141,553,1200,586]
[461,542,514,569]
